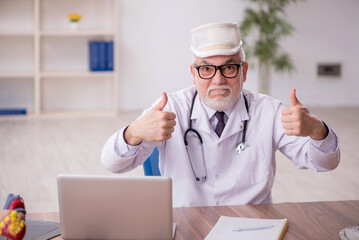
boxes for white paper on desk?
[205,216,288,240]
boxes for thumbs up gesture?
[124,92,177,146]
[281,88,328,140]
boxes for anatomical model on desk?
[0,194,27,240]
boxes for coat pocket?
[233,143,269,187]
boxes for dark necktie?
[215,111,225,137]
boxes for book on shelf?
[89,41,114,72]
[106,41,114,71]
[0,108,27,115]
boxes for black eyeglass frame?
[193,62,244,79]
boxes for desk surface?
[28,200,359,240]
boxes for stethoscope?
[183,91,249,182]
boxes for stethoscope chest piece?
[236,142,248,153]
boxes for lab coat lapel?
[221,94,249,140]
[190,94,213,135]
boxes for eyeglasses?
[193,62,244,79]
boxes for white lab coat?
[101,86,340,207]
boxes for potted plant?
[239,0,302,95]
[67,13,82,31]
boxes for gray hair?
[239,46,246,62]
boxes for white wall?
[271,0,359,106]
[116,0,256,110]
[116,0,359,110]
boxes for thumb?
[154,92,168,111]
[289,88,302,106]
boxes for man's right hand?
[124,92,177,146]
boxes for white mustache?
[207,85,232,95]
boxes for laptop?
[57,174,175,240]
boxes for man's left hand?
[281,88,328,140]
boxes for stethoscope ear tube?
[184,90,207,182]
[184,128,203,146]
[184,127,205,182]
[185,142,206,182]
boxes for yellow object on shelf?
[67,13,82,22]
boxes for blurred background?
[0,0,358,212]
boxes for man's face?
[191,53,248,111]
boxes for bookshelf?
[0,0,118,114]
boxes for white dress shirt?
[101,86,340,207]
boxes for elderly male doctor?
[101,22,340,207]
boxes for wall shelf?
[40,71,115,78]
[0,0,118,114]
[0,31,34,36]
[0,71,34,78]
[39,30,115,37]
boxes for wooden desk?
[28,200,359,240]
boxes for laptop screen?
[57,174,173,240]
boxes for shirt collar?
[191,91,250,136]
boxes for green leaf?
[240,8,261,37]
[276,17,295,37]
[254,38,279,62]
[273,53,295,72]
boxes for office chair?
[143,147,161,176]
